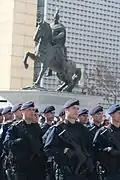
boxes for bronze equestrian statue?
[23,10,81,92]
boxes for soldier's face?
[34,112,39,122]
[111,110,120,123]
[22,107,35,121]
[44,111,55,121]
[78,114,89,124]
[66,105,79,120]
[92,111,103,123]
[14,109,22,120]
[4,112,13,120]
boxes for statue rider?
[46,10,67,76]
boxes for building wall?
[10,0,36,89]
[0,0,14,89]
[0,0,36,90]
[41,0,120,93]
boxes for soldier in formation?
[40,105,55,136]
[93,104,120,180]
[88,105,104,140]
[3,101,46,180]
[77,109,90,127]
[1,99,120,180]
[44,99,94,180]
[58,109,65,122]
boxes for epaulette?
[98,126,106,134]
[51,121,67,134]
[99,126,108,135]
[12,119,23,127]
[89,125,96,132]
[46,121,64,133]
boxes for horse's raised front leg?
[33,63,48,87]
[23,52,36,69]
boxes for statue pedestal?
[0,90,103,114]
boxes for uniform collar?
[92,123,102,128]
[110,124,120,131]
[43,123,51,127]
[64,119,77,126]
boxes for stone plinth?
[0,90,104,114]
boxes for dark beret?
[35,108,39,113]
[107,104,120,115]
[89,105,103,115]
[41,105,55,113]
[2,106,12,115]
[58,109,65,117]
[11,103,22,113]
[63,99,79,109]
[78,109,88,116]
[21,101,34,110]
[0,108,3,115]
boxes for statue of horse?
[23,20,81,92]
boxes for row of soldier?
[0,100,119,180]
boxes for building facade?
[37,0,120,96]
[0,0,36,90]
